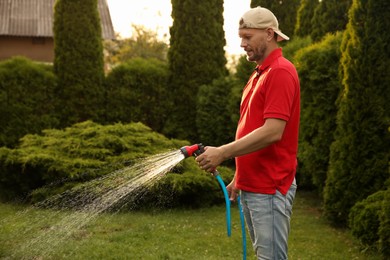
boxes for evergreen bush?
[142,160,233,209]
[0,121,183,200]
[379,182,390,258]
[165,0,228,142]
[196,77,236,147]
[294,33,342,193]
[234,55,257,86]
[0,57,58,148]
[324,0,390,226]
[310,0,352,42]
[348,190,385,250]
[53,0,105,127]
[0,121,234,208]
[104,58,169,132]
[294,0,319,37]
[281,36,312,63]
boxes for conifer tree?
[53,0,105,127]
[324,0,390,226]
[165,0,227,141]
[250,0,300,39]
[294,0,319,37]
[310,0,352,42]
[295,33,342,193]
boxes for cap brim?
[275,30,289,42]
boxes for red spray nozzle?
[180,143,205,158]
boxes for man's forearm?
[220,118,286,159]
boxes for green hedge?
[0,57,58,148]
[196,77,237,147]
[104,58,169,133]
[294,33,342,193]
[324,0,390,226]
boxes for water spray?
[180,143,247,260]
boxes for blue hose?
[214,172,247,260]
[237,195,247,260]
[215,174,231,237]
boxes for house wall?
[0,36,54,62]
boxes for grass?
[0,191,381,260]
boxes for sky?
[106,0,251,55]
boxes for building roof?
[0,0,115,39]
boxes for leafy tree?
[0,57,58,148]
[324,0,390,226]
[310,0,352,42]
[294,33,342,193]
[104,58,169,133]
[294,0,320,37]
[250,0,301,39]
[104,25,168,68]
[53,0,105,127]
[165,0,228,142]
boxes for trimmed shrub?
[53,0,105,126]
[0,121,182,200]
[196,77,237,147]
[137,160,233,209]
[310,0,352,42]
[0,121,234,209]
[294,33,342,193]
[282,36,312,63]
[324,0,390,226]
[104,57,169,132]
[379,183,390,257]
[0,57,58,148]
[294,0,319,37]
[165,0,228,142]
[349,190,385,250]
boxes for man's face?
[239,28,268,63]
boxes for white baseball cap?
[239,6,290,42]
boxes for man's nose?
[240,39,247,48]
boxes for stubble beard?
[246,42,267,63]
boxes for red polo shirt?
[235,48,300,195]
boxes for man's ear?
[266,28,275,41]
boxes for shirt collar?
[255,48,283,75]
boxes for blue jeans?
[240,182,297,260]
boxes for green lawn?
[0,191,380,259]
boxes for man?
[196,6,300,260]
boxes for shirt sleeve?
[263,68,297,122]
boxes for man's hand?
[195,146,225,173]
[226,178,239,202]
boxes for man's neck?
[256,44,278,65]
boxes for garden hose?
[215,170,247,260]
[237,195,247,260]
[215,172,231,236]
[180,143,247,260]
